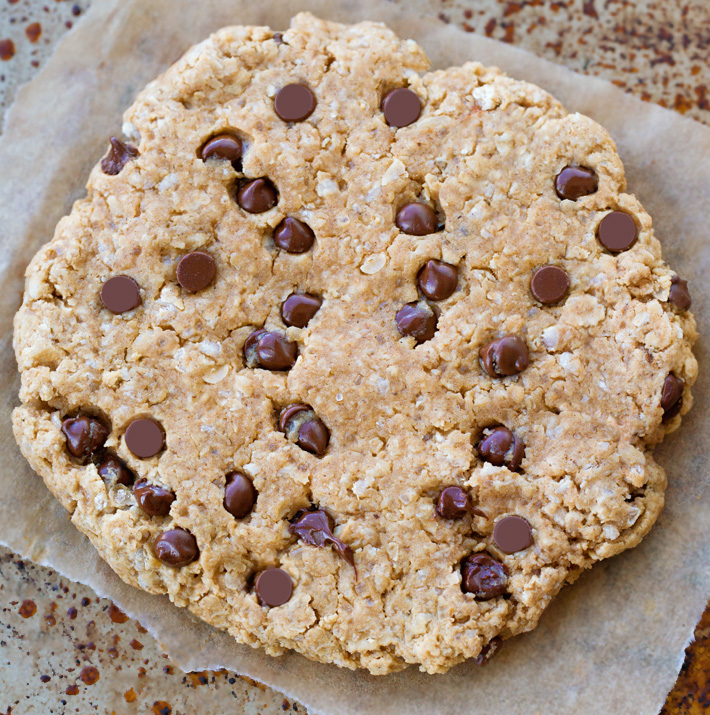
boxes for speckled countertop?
[1,1,708,713]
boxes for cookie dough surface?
[12,13,698,674]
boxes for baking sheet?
[1,1,709,713]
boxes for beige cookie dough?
[12,13,698,674]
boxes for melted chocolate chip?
[279,404,330,457]
[396,302,437,344]
[97,453,134,487]
[61,416,109,462]
[461,553,508,600]
[435,486,471,519]
[200,133,243,166]
[154,528,199,567]
[493,515,533,554]
[555,166,598,200]
[236,178,278,213]
[474,637,502,666]
[479,336,529,377]
[289,508,354,568]
[100,276,142,314]
[255,568,293,607]
[661,373,685,421]
[223,472,257,519]
[395,202,438,236]
[101,137,138,176]
[274,84,316,122]
[530,265,570,305]
[133,479,175,516]
[597,211,638,253]
[244,329,298,370]
[669,276,691,311]
[124,418,165,459]
[273,217,315,253]
[478,427,525,471]
[176,252,216,293]
[381,88,421,127]
[281,293,322,327]
[417,260,458,301]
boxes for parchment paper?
[1,1,709,713]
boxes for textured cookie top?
[12,13,697,675]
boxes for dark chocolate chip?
[176,252,216,293]
[554,166,598,200]
[223,472,257,519]
[278,404,311,432]
[669,276,691,311]
[479,336,529,377]
[597,211,638,253]
[255,567,293,607]
[133,479,175,516]
[461,553,508,599]
[661,373,685,421]
[289,508,354,568]
[435,486,471,519]
[125,418,165,459]
[530,265,570,305]
[417,260,458,301]
[273,217,315,253]
[274,84,316,122]
[493,515,533,554]
[244,329,297,370]
[478,426,525,471]
[279,404,330,457]
[97,453,134,487]
[153,528,199,567]
[101,137,138,176]
[236,178,278,213]
[281,293,322,327]
[273,32,285,44]
[381,88,421,128]
[395,202,438,236]
[200,133,243,166]
[474,637,502,666]
[100,276,142,314]
[61,416,109,462]
[396,302,437,344]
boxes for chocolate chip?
[223,472,257,519]
[273,32,285,44]
[396,302,437,344]
[153,528,198,567]
[474,637,502,666]
[554,166,598,200]
[381,88,421,127]
[236,178,278,213]
[274,84,316,122]
[480,336,529,377]
[597,211,638,253]
[125,418,165,459]
[395,202,438,236]
[493,515,533,554]
[281,293,322,327]
[435,486,471,519]
[176,252,216,293]
[133,479,175,516]
[530,265,570,305]
[289,508,354,568]
[100,276,142,315]
[255,568,293,607]
[279,404,330,457]
[97,453,134,487]
[478,426,525,471]
[273,217,315,253]
[200,133,243,166]
[244,329,297,370]
[669,276,691,311]
[61,416,109,462]
[417,260,458,301]
[661,373,684,421]
[101,137,138,176]
[461,553,508,599]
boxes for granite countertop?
[1,1,707,713]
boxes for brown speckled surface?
[1,1,708,713]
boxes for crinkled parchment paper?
[1,1,709,713]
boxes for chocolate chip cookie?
[12,13,698,675]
